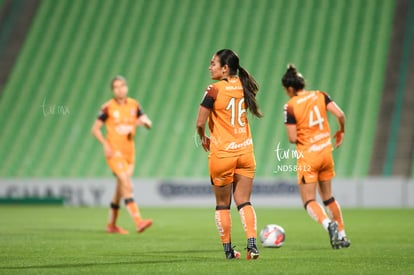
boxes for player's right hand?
[333,131,344,148]
[103,143,113,158]
[201,136,210,152]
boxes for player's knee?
[117,175,132,190]
[127,167,134,177]
[116,173,128,183]
[118,183,133,198]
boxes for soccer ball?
[260,224,285,248]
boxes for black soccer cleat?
[328,221,340,249]
[246,245,259,260]
[225,248,241,259]
[338,237,351,248]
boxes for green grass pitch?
[0,206,413,274]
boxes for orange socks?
[324,197,346,234]
[215,208,231,243]
[238,203,257,239]
[306,198,347,236]
[215,203,257,248]
[108,203,120,226]
[305,200,330,229]
[125,198,142,225]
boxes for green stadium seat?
[0,0,395,178]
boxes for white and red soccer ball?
[260,224,286,248]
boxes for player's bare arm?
[137,114,152,129]
[196,106,211,152]
[285,124,297,144]
[327,101,346,148]
[91,119,113,157]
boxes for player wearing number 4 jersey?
[282,64,350,249]
[91,76,153,235]
[196,49,262,260]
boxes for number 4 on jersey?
[309,105,324,130]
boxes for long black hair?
[281,64,305,93]
[215,49,263,118]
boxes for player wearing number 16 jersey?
[196,49,263,260]
[282,64,350,249]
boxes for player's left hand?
[143,120,152,129]
[333,131,344,148]
[138,115,152,129]
[201,136,210,152]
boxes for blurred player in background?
[281,64,350,249]
[92,76,153,234]
[196,49,263,260]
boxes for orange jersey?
[284,91,333,155]
[200,77,253,157]
[98,98,143,152]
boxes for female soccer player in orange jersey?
[281,64,350,249]
[196,49,263,260]
[92,76,153,234]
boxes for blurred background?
[0,0,413,207]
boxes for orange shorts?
[106,149,135,175]
[209,152,256,186]
[296,151,335,184]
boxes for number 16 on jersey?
[226,97,247,134]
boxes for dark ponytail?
[215,49,263,118]
[281,64,305,92]
[238,66,263,118]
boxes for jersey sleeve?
[321,91,333,106]
[200,84,219,109]
[137,107,144,117]
[132,99,145,117]
[136,103,145,118]
[97,105,108,122]
[284,103,296,124]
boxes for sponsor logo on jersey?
[225,138,253,150]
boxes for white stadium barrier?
[0,178,413,207]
